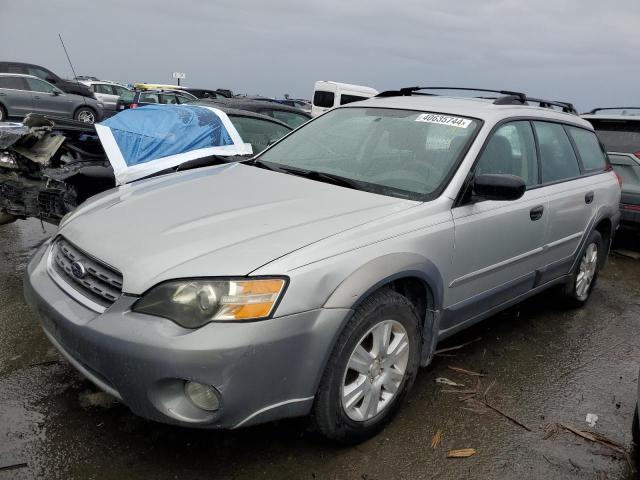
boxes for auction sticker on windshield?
[415,113,471,128]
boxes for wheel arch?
[323,253,444,366]
[73,104,97,120]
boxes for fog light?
[184,381,220,411]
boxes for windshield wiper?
[278,167,362,190]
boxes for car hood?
[59,163,416,294]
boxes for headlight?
[132,278,287,328]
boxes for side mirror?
[472,173,526,201]
[52,90,61,96]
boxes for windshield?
[229,115,291,154]
[256,107,480,199]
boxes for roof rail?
[375,86,577,115]
[585,107,640,115]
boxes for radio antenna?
[58,33,87,106]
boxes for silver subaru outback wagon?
[24,87,621,442]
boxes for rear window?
[589,119,640,153]
[229,115,291,154]
[313,90,334,108]
[566,126,607,171]
[119,90,135,103]
[340,94,367,105]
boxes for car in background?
[193,97,311,129]
[583,107,640,230]
[180,88,232,99]
[116,89,198,111]
[0,105,292,224]
[0,73,103,123]
[80,81,131,117]
[279,98,311,112]
[0,61,94,98]
[75,75,100,82]
[311,81,378,117]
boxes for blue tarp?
[100,105,233,167]
[95,105,252,185]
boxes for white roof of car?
[582,114,640,121]
[349,94,592,128]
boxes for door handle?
[33,95,40,100]
[530,205,544,221]
[0,92,5,96]
[585,191,594,204]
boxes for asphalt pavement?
[1,219,639,480]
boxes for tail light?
[607,164,623,187]
[634,151,640,160]
[130,103,139,109]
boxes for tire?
[0,104,6,121]
[311,288,422,443]
[74,107,96,124]
[560,230,603,307]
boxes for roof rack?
[585,107,640,115]
[375,87,577,115]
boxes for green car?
[583,108,640,229]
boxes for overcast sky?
[2,0,639,111]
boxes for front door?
[445,121,547,328]
[25,77,71,117]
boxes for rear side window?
[533,121,581,183]
[0,76,27,90]
[589,119,640,153]
[566,126,607,171]
[476,121,538,187]
[139,93,159,103]
[93,84,113,94]
[340,94,367,105]
[119,91,135,102]
[313,90,334,108]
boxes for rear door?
[534,121,599,269]
[0,76,33,116]
[448,121,547,324]
[25,77,72,117]
[92,83,119,110]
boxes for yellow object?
[133,83,183,91]
[219,279,286,320]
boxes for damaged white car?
[0,105,291,225]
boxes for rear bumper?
[24,241,351,428]
[620,192,640,227]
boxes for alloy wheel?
[341,319,410,421]
[576,242,598,300]
[77,110,95,123]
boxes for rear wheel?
[560,230,603,307]
[311,288,421,443]
[0,104,6,121]
[74,107,96,124]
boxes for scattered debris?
[447,448,476,458]
[434,337,482,355]
[554,423,632,469]
[29,359,61,368]
[0,462,28,472]
[435,377,465,387]
[431,430,443,449]
[79,390,118,410]
[448,366,485,377]
[586,413,598,427]
[482,400,532,432]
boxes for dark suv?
[583,108,640,229]
[0,62,94,98]
[116,89,198,111]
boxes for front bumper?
[24,242,351,428]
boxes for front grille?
[50,237,123,308]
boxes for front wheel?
[74,107,96,124]
[560,230,603,307]
[311,288,422,443]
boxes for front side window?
[313,90,334,108]
[340,94,367,105]
[475,121,538,187]
[112,85,129,96]
[25,77,59,94]
[534,121,581,183]
[566,126,607,171]
[230,115,291,154]
[257,108,481,199]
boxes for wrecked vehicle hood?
[59,163,416,294]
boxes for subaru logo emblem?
[70,261,87,279]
